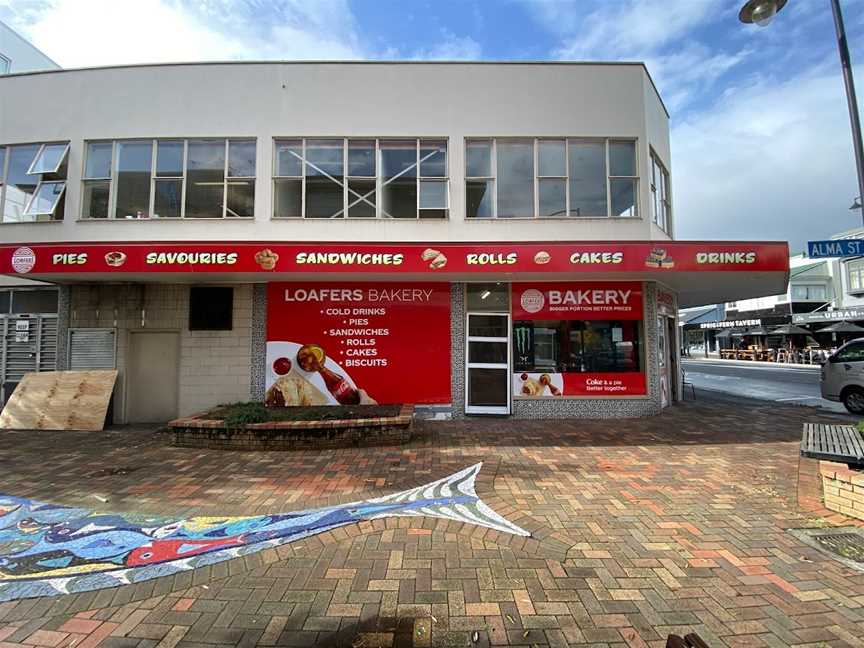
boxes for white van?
[820,337,864,413]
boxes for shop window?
[513,320,643,374]
[0,141,68,223]
[10,289,59,314]
[81,139,256,219]
[650,151,671,231]
[466,283,509,311]
[0,291,10,314]
[272,138,448,219]
[189,287,233,331]
[791,284,827,300]
[465,138,637,219]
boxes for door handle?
[845,364,852,370]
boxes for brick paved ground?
[2,393,864,647]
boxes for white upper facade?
[0,21,59,75]
[0,61,672,244]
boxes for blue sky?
[2,0,864,250]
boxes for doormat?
[0,463,528,602]
[788,526,864,573]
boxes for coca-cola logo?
[11,247,36,274]
[520,289,545,314]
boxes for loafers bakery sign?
[1,242,789,275]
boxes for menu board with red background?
[265,283,450,406]
[512,282,647,397]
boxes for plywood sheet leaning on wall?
[0,370,118,431]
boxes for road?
[681,358,848,414]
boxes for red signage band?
[264,282,451,406]
[0,241,790,275]
[511,282,643,320]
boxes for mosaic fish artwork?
[0,463,527,601]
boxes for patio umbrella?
[715,329,733,339]
[819,321,864,334]
[746,325,771,336]
[771,324,812,335]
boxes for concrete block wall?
[68,283,253,423]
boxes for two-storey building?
[0,62,788,422]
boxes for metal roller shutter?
[68,328,116,370]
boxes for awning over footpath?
[0,240,789,308]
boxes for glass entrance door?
[465,312,511,415]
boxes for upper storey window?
[0,142,69,223]
[650,150,671,232]
[465,138,637,219]
[273,138,448,219]
[81,139,256,219]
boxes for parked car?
[820,337,864,413]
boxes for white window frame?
[848,258,864,292]
[272,137,449,220]
[22,180,66,218]
[465,137,639,219]
[26,142,70,176]
[0,55,10,75]
[81,138,256,220]
[650,150,671,232]
[1,141,69,223]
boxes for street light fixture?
[739,0,787,27]
[740,0,864,227]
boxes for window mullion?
[180,140,188,219]
[149,140,157,218]
[109,141,118,220]
[605,139,611,218]
[223,139,229,218]
[375,139,381,219]
[533,139,539,219]
[492,139,498,219]
[0,147,8,222]
[416,138,420,219]
[301,139,307,219]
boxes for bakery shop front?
[0,240,789,422]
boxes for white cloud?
[673,63,864,250]
[0,0,363,67]
[525,0,744,113]
[410,31,482,60]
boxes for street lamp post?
[739,0,864,227]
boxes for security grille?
[0,314,58,383]
[815,533,864,563]
[68,328,116,370]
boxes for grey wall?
[0,62,670,246]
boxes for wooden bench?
[801,423,864,469]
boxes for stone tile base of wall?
[821,461,864,521]
[171,425,412,451]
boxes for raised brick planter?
[820,460,864,521]
[168,404,414,450]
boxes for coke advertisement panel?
[265,283,451,406]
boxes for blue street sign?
[807,239,864,258]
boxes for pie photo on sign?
[104,251,127,267]
[533,251,551,265]
[264,375,329,407]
